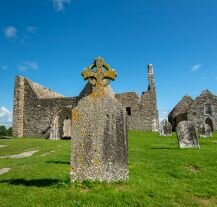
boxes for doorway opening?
[50,109,72,140]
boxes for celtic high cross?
[82,57,117,87]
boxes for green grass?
[0,132,217,207]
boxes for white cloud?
[26,26,38,34]
[4,26,17,39]
[1,65,8,70]
[0,107,12,128]
[4,26,37,43]
[52,0,71,12]
[191,64,202,72]
[159,109,170,122]
[17,65,28,71]
[23,61,38,70]
[17,61,39,71]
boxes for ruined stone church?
[168,90,217,131]
[12,58,159,139]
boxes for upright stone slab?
[198,123,212,138]
[176,121,200,148]
[159,119,172,136]
[152,118,159,132]
[70,57,128,182]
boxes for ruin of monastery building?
[12,60,159,139]
[168,90,217,132]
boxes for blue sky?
[1,0,217,127]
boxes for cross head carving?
[82,57,117,87]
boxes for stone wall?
[12,64,159,138]
[12,76,25,137]
[169,90,217,132]
[115,64,159,131]
[168,96,194,130]
[115,92,142,130]
[13,76,77,138]
[29,79,63,99]
[188,90,217,131]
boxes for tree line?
[0,126,12,136]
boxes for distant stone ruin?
[169,90,217,132]
[12,58,159,139]
[70,57,128,182]
[176,121,200,149]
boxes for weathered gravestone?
[176,121,200,148]
[198,123,212,138]
[70,57,128,182]
[159,119,172,136]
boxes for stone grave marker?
[159,119,172,136]
[70,57,128,182]
[198,123,212,138]
[176,121,200,148]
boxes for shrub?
[0,126,7,136]
[7,127,12,136]
[0,126,12,136]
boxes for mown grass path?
[0,132,217,207]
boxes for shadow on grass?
[151,147,178,150]
[0,178,106,189]
[61,137,71,140]
[0,136,11,139]
[46,161,70,165]
[0,178,64,187]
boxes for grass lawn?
[0,131,217,207]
